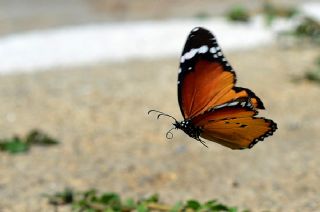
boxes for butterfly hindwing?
[178,27,264,120]
[192,99,277,149]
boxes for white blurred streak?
[301,2,320,21]
[0,2,318,74]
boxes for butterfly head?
[173,120,202,141]
[148,109,207,147]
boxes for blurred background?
[0,0,319,211]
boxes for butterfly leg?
[198,138,208,148]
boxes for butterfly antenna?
[166,126,176,139]
[148,110,178,122]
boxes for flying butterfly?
[148,27,277,149]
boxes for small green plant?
[226,5,250,22]
[263,2,298,25]
[0,136,29,153]
[304,56,320,84]
[47,188,74,206]
[0,129,59,154]
[278,17,320,47]
[47,189,248,212]
[294,17,320,44]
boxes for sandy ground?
[0,44,319,211]
[0,1,320,211]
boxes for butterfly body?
[149,27,277,150]
[174,120,202,141]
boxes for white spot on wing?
[227,102,239,106]
[214,103,228,109]
[184,48,197,60]
[192,27,199,32]
[181,45,209,63]
[211,101,245,111]
[210,47,217,53]
[198,45,208,54]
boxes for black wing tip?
[190,26,210,33]
[248,119,277,149]
[234,87,265,110]
[190,27,216,36]
[258,102,265,110]
[188,27,212,39]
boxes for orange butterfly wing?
[191,100,277,149]
[179,59,264,119]
[175,27,277,149]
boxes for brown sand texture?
[0,46,319,211]
[0,0,319,211]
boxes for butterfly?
[148,27,277,149]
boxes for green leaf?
[100,193,121,210]
[47,188,74,206]
[45,189,250,212]
[0,130,59,154]
[211,204,231,210]
[185,200,201,210]
[142,194,159,203]
[228,207,239,212]
[305,70,320,82]
[100,193,120,204]
[226,5,250,22]
[137,203,148,212]
[215,205,236,211]
[26,129,59,146]
[0,137,29,154]
[83,189,97,198]
[170,202,183,212]
[200,200,240,212]
[124,198,136,209]
[263,2,298,26]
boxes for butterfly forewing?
[178,27,264,120]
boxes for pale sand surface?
[0,1,319,211]
[0,45,319,211]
